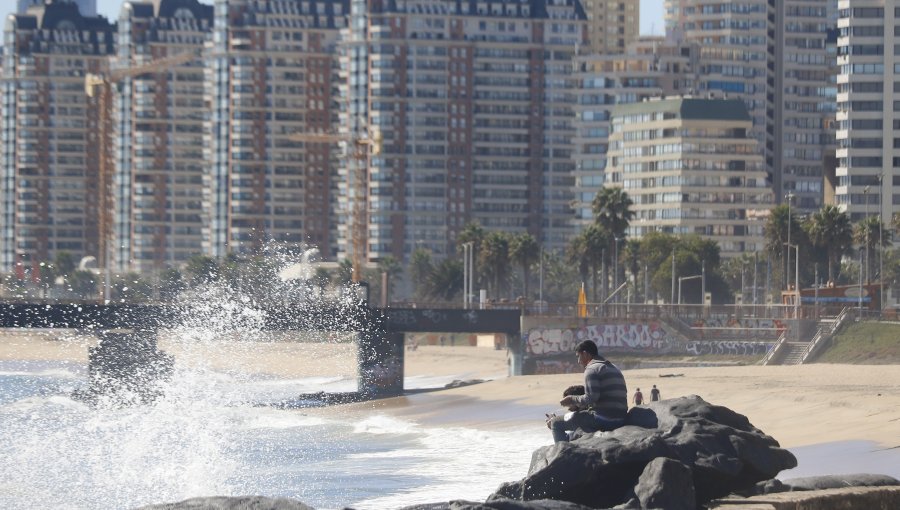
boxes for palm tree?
[479,231,511,298]
[592,187,634,298]
[424,259,464,301]
[567,233,591,296]
[376,256,403,304]
[409,248,433,301]
[805,205,852,283]
[509,233,540,300]
[763,204,802,288]
[622,238,641,301]
[853,215,891,282]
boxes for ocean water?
[0,356,546,510]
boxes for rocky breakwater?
[487,395,797,510]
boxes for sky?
[94,0,665,35]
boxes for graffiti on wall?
[524,322,679,357]
[521,321,774,374]
[684,340,772,356]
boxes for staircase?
[780,342,810,365]
[763,307,853,366]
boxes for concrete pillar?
[357,330,404,398]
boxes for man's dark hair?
[575,340,598,357]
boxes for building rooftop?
[612,97,751,122]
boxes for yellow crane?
[289,130,381,282]
[84,51,198,271]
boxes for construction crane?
[84,51,198,275]
[289,130,381,282]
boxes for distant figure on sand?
[545,340,628,443]
[633,388,644,406]
[650,384,661,402]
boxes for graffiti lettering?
[684,341,772,356]
[524,322,678,356]
[692,317,785,340]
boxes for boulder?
[135,496,315,510]
[632,458,696,510]
[754,473,900,494]
[492,395,797,509]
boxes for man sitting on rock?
[546,340,628,442]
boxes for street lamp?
[864,185,870,283]
[613,237,623,304]
[462,242,474,308]
[785,192,795,291]
[784,243,799,321]
[678,273,702,305]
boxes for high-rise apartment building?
[665,0,837,214]
[835,1,894,223]
[582,0,639,54]
[572,37,696,227]
[1,0,115,272]
[606,98,772,256]
[771,1,837,212]
[114,0,212,273]
[17,0,97,17]
[343,0,587,262]
[205,0,348,259]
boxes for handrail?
[761,330,788,365]
[800,306,851,363]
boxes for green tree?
[479,231,511,298]
[54,251,77,277]
[337,258,354,284]
[805,205,853,283]
[764,204,805,289]
[853,215,891,282]
[68,270,97,299]
[592,187,634,298]
[409,247,433,301]
[637,231,679,302]
[424,258,464,302]
[509,233,540,300]
[622,238,641,301]
[185,255,219,285]
[111,272,153,302]
[158,268,184,301]
[376,255,403,305]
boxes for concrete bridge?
[0,302,521,399]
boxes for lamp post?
[785,192,794,291]
[864,185,870,283]
[784,243,799,320]
[613,237,623,304]
[879,174,884,312]
[678,274,702,305]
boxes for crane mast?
[289,131,379,282]
[84,52,198,276]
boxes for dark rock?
[779,473,899,492]
[135,496,315,509]
[492,395,796,509]
[632,458,696,510]
[450,499,593,509]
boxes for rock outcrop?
[137,496,315,510]
[491,395,797,509]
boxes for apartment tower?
[205,0,348,259]
[665,0,837,214]
[114,0,212,273]
[1,0,115,271]
[605,98,772,257]
[835,1,895,223]
[572,37,696,227]
[343,0,587,263]
[582,0,640,55]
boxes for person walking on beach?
[546,340,628,443]
[632,388,644,406]
[650,384,661,402]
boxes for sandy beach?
[2,330,898,450]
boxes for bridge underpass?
[0,303,521,400]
